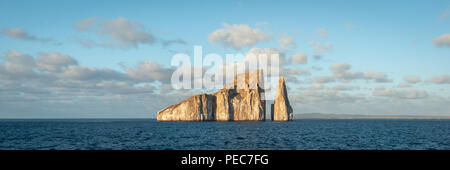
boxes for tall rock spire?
[272,77,293,121]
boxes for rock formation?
[156,94,216,121]
[272,77,293,121]
[157,70,266,121]
[157,70,293,121]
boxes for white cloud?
[74,17,97,31]
[373,86,428,99]
[75,17,155,48]
[59,65,126,81]
[330,63,392,83]
[278,33,297,49]
[309,41,332,54]
[1,49,172,84]
[330,63,363,82]
[332,85,360,91]
[330,63,351,73]
[103,17,155,48]
[0,50,36,78]
[428,74,450,84]
[208,23,270,50]
[245,48,287,65]
[403,75,421,84]
[35,52,77,72]
[0,49,194,118]
[125,61,174,83]
[373,86,397,97]
[2,27,51,42]
[396,89,428,99]
[162,38,187,47]
[281,68,310,77]
[314,76,334,83]
[295,89,365,103]
[316,28,328,38]
[290,52,307,64]
[433,33,450,48]
[310,83,325,90]
[397,83,412,88]
[363,71,392,83]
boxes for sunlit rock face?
[272,77,293,121]
[157,70,266,121]
[156,94,216,121]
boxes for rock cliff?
[157,70,266,121]
[157,71,293,121]
[272,77,293,121]
[156,94,216,121]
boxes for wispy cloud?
[290,52,307,64]
[440,9,449,18]
[278,33,297,49]
[403,75,421,84]
[75,17,187,49]
[310,41,332,53]
[209,23,270,50]
[330,63,392,83]
[428,74,450,84]
[75,17,155,48]
[316,28,328,38]
[433,33,450,48]
[162,38,187,48]
[2,27,52,43]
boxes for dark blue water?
[0,119,449,150]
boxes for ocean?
[0,119,449,150]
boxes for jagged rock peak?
[272,76,293,121]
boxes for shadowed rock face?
[272,77,293,121]
[157,70,266,121]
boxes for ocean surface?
[0,119,449,150]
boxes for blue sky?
[0,0,449,118]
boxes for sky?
[0,0,449,118]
